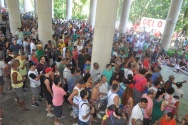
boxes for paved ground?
[0,66,186,125]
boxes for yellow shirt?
[11,69,23,88]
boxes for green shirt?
[36,50,45,60]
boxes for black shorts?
[54,105,62,118]
[45,93,53,105]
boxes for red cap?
[45,67,53,73]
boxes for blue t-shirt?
[117,83,127,98]
[67,75,77,93]
[151,72,161,84]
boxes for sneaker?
[22,108,30,112]
[23,90,27,93]
[24,86,29,89]
[58,115,66,119]
[99,110,105,114]
[46,107,54,111]
[47,113,55,117]
[70,111,73,116]
[6,88,12,91]
[96,113,102,119]
[40,96,45,99]
[35,99,42,103]
[32,103,39,107]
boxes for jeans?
[78,119,89,125]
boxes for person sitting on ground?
[167,56,176,67]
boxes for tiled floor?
[0,66,185,125]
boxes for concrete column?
[34,0,37,17]
[37,0,52,46]
[66,0,72,20]
[88,0,97,29]
[161,0,183,50]
[91,0,118,72]
[24,0,32,13]
[52,0,54,18]
[1,0,4,8]
[0,0,3,22]
[119,0,132,34]
[6,0,21,35]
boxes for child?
[101,104,117,125]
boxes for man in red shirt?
[143,55,151,71]
[133,68,147,105]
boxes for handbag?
[93,101,103,111]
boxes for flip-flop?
[58,115,66,119]
[22,108,30,112]
[55,122,63,125]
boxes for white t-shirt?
[174,64,180,70]
[28,69,41,88]
[77,45,83,53]
[124,68,133,79]
[63,68,71,79]
[129,104,144,125]
[79,100,90,122]
[0,61,4,76]
[62,47,66,58]
[30,42,36,53]
[112,51,118,57]
[174,86,184,99]
[99,82,108,100]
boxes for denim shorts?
[78,119,89,125]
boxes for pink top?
[164,93,177,112]
[52,84,67,106]
[142,94,153,119]
[107,110,114,116]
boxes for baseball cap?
[45,67,53,73]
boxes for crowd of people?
[0,13,188,125]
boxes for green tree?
[54,0,66,18]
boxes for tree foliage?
[54,0,89,19]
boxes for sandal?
[54,122,63,125]
[58,115,66,119]
[22,108,30,112]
